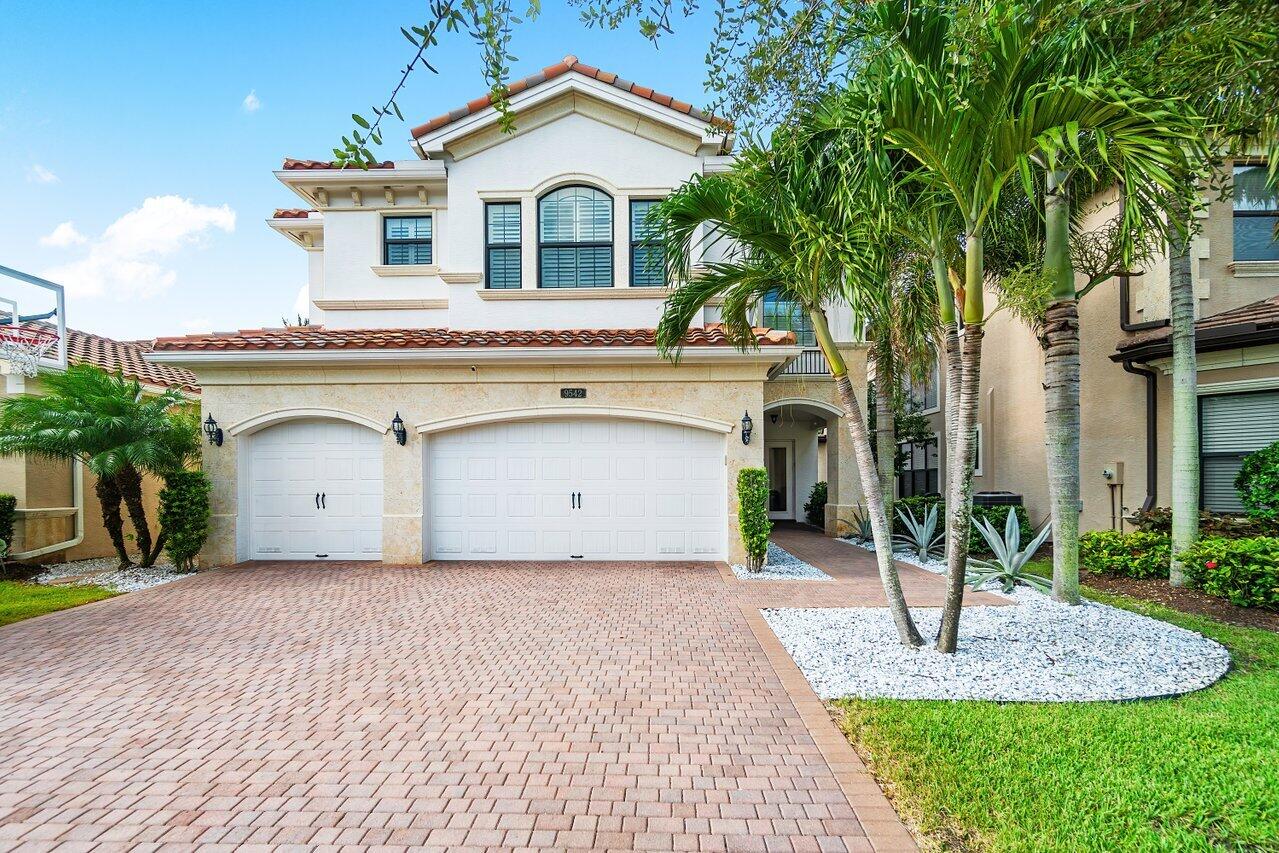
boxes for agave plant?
[847,508,874,544]
[965,511,1054,594]
[893,505,944,561]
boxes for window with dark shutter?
[485,203,521,289]
[1201,390,1279,512]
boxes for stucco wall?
[196,360,771,566]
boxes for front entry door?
[766,441,794,520]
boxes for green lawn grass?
[0,580,117,627]
[833,571,1279,851]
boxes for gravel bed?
[33,557,193,593]
[731,542,832,581]
[770,541,1232,702]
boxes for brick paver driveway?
[0,559,915,852]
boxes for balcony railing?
[778,348,830,376]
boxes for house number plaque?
[560,388,587,399]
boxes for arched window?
[762,289,815,346]
[538,185,614,288]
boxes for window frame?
[896,432,940,498]
[1198,388,1279,512]
[629,198,665,287]
[382,214,434,266]
[761,289,816,347]
[484,201,522,290]
[536,184,615,289]
[1232,161,1279,262]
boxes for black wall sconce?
[391,412,407,446]
[203,414,223,447]
[740,410,753,445]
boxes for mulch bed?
[1081,570,1279,634]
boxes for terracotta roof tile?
[409,55,732,139]
[151,325,794,353]
[60,327,199,392]
[272,208,316,219]
[1116,293,1279,352]
[281,158,396,171]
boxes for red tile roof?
[1116,294,1279,353]
[272,208,316,219]
[64,327,199,393]
[151,325,794,353]
[281,158,395,171]
[410,55,731,138]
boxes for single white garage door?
[428,418,726,561]
[248,420,383,560]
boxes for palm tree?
[652,140,926,647]
[0,365,196,568]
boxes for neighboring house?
[906,161,1279,532]
[147,56,870,566]
[1,329,199,561]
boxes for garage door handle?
[321,492,326,509]
[315,492,320,509]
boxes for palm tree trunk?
[1169,243,1198,586]
[1043,170,1081,605]
[873,345,897,526]
[94,474,132,569]
[933,254,961,566]
[813,309,924,647]
[116,464,157,567]
[936,234,985,653]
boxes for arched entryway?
[236,413,387,561]
[761,398,843,524]
[420,410,730,561]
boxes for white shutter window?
[1200,391,1279,512]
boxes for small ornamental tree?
[804,481,828,528]
[737,467,771,572]
[159,471,212,572]
[1236,441,1279,521]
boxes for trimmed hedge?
[1129,506,1279,538]
[1179,536,1279,610]
[159,471,211,573]
[893,494,1033,553]
[1079,530,1171,579]
[1236,441,1279,521]
[0,494,14,555]
[737,468,771,572]
[804,481,828,527]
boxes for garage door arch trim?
[417,406,734,436]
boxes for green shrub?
[1179,536,1279,609]
[1130,506,1279,538]
[737,467,771,572]
[159,471,211,572]
[1236,441,1279,521]
[0,494,14,559]
[803,481,828,527]
[1079,530,1171,579]
[891,495,1032,553]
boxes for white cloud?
[242,90,262,113]
[44,196,236,300]
[28,164,59,184]
[39,221,87,248]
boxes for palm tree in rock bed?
[650,138,926,648]
[0,365,199,568]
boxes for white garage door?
[428,418,726,561]
[248,420,383,560]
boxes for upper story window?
[762,289,815,346]
[485,203,522,289]
[906,360,941,413]
[539,185,613,288]
[1233,163,1279,262]
[630,199,665,287]
[384,215,433,265]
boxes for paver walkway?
[0,549,927,852]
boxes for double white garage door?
[247,417,726,562]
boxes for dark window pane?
[386,242,432,265]
[1234,165,1278,211]
[540,187,612,243]
[487,247,522,289]
[762,289,815,346]
[385,216,432,240]
[1234,214,1279,261]
[632,244,665,286]
[630,200,659,240]
[540,246,613,288]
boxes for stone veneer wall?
[195,361,771,566]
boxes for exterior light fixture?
[740,411,753,445]
[203,414,223,447]
[391,412,407,446]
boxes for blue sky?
[0,1,718,340]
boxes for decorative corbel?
[350,187,362,206]
[384,187,396,205]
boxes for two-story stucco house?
[147,56,870,566]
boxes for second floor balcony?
[777,348,830,377]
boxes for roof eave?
[1111,323,1279,363]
